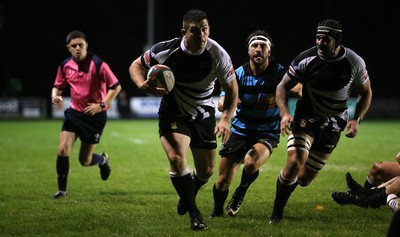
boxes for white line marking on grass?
[110,131,145,144]
[128,138,145,144]
[324,164,368,172]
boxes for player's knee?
[369,162,384,177]
[201,167,214,180]
[79,160,90,166]
[78,155,91,166]
[215,177,230,191]
[195,168,213,181]
[243,159,257,173]
[203,170,214,180]
[168,154,183,164]
[57,145,70,157]
[286,156,302,171]
[297,177,312,187]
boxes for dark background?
[1,0,399,100]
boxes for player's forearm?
[276,84,290,117]
[354,80,372,119]
[51,88,62,97]
[220,96,236,124]
[220,81,238,123]
[129,58,146,88]
[103,84,122,105]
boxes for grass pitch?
[0,119,399,236]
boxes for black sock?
[360,189,388,208]
[193,174,207,196]
[387,210,400,237]
[271,176,298,217]
[56,155,69,191]
[89,153,105,166]
[170,173,199,214]
[234,169,259,198]
[366,186,386,195]
[364,179,374,189]
[213,184,229,214]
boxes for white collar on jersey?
[180,39,206,55]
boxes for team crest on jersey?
[300,119,307,128]
[170,122,177,130]
[263,94,276,109]
[65,67,75,77]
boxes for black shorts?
[219,133,278,162]
[61,108,107,144]
[291,115,342,154]
[158,113,217,150]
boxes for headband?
[248,35,271,50]
[316,26,342,44]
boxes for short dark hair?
[66,30,87,44]
[182,9,208,28]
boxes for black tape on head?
[316,26,342,45]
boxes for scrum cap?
[316,19,342,45]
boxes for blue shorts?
[61,108,107,144]
[158,113,217,150]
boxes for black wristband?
[100,102,106,109]
[353,115,361,124]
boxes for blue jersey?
[224,60,285,140]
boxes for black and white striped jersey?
[141,37,236,121]
[288,46,369,126]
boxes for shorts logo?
[94,133,101,142]
[300,119,307,128]
[203,139,217,144]
[170,122,177,130]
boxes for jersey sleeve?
[212,42,236,85]
[98,62,120,89]
[53,64,68,89]
[350,53,369,86]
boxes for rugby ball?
[146,64,175,92]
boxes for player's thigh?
[160,132,191,160]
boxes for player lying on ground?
[363,151,400,188]
[331,172,400,209]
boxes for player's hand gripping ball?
[146,64,175,93]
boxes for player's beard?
[251,53,265,66]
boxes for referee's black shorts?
[61,108,107,144]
